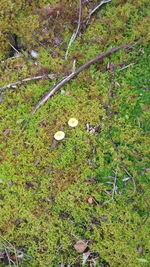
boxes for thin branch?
[31,44,131,115]
[21,42,138,130]
[0,74,55,92]
[0,234,32,260]
[8,41,20,55]
[85,0,112,27]
[65,0,82,59]
[119,63,135,71]
[111,168,118,200]
[4,246,17,267]
[123,167,136,194]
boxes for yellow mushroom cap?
[54,131,65,140]
[68,118,78,127]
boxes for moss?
[0,0,150,266]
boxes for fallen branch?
[65,0,112,58]
[65,0,82,59]
[123,167,136,194]
[21,42,137,130]
[30,43,132,117]
[0,74,55,92]
[85,0,112,27]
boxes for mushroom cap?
[54,131,65,140]
[68,118,78,127]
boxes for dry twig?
[21,42,138,130]
[0,74,55,92]
[8,41,20,55]
[65,0,82,59]
[85,0,112,26]
[111,168,118,200]
[30,44,131,117]
[123,167,136,194]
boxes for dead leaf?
[10,254,17,261]
[74,240,88,253]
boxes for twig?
[0,54,22,63]
[21,42,137,130]
[123,167,136,193]
[111,168,118,200]
[8,41,20,55]
[4,247,12,266]
[31,44,131,115]
[3,246,18,267]
[0,74,55,92]
[65,0,82,59]
[119,63,135,71]
[85,0,112,27]
[102,166,119,205]
[0,234,32,261]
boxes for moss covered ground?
[0,0,150,266]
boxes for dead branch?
[65,0,82,59]
[0,74,55,92]
[21,42,138,131]
[123,167,136,194]
[85,0,112,27]
[30,43,132,117]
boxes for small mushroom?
[54,131,65,140]
[68,118,78,127]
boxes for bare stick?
[8,41,20,55]
[4,246,17,267]
[65,0,82,59]
[85,0,112,26]
[111,168,118,200]
[30,44,131,117]
[21,42,137,131]
[0,234,32,260]
[123,167,136,193]
[0,74,55,92]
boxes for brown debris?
[74,240,88,253]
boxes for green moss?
[0,0,150,266]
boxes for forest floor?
[0,0,150,266]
